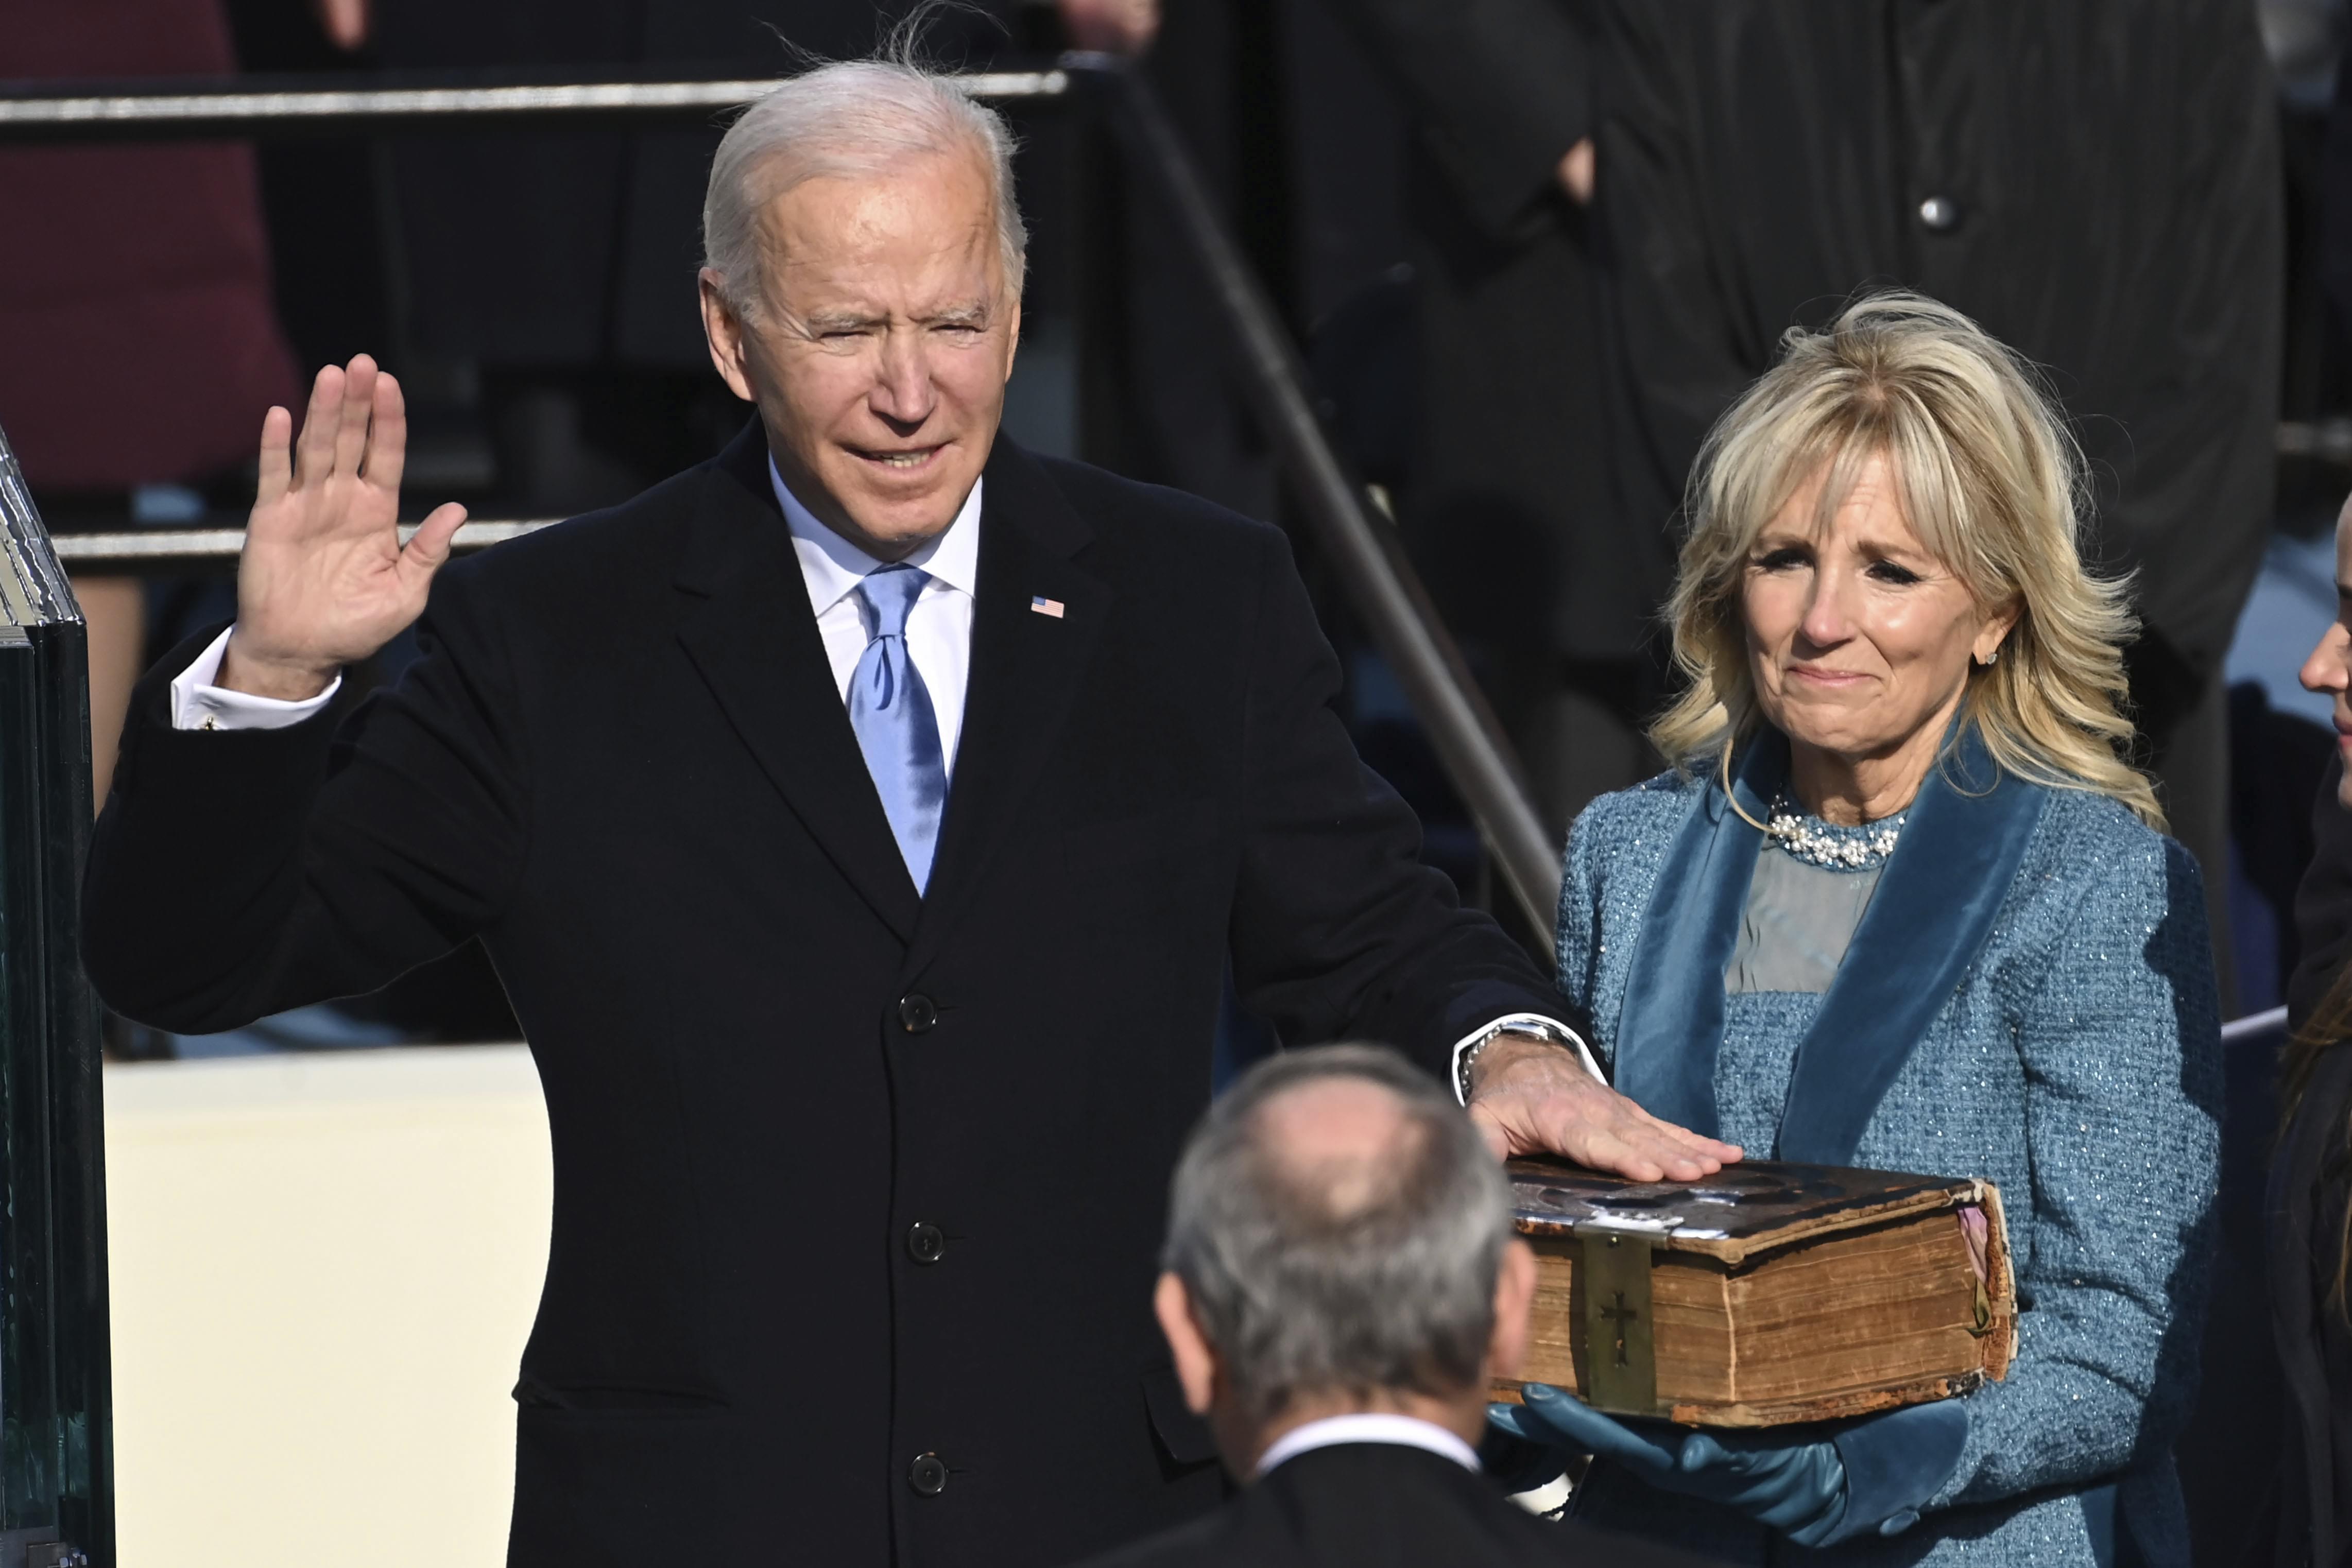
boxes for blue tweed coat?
[1556,744,2223,1568]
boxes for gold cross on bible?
[1600,1290,1640,1367]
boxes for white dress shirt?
[1255,1412,1481,1478]
[167,463,1592,1080]
[773,457,980,774]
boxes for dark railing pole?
[1084,59,1564,932]
[0,71,1070,142]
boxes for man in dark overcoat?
[1334,0,2283,966]
[78,56,1731,1568]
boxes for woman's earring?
[1976,645,2002,668]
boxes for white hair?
[701,58,1027,318]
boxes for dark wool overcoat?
[82,427,1572,1567]
[1332,0,2279,708]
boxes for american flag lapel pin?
[1030,596,1066,619]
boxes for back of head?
[701,32,1027,318]
[1653,289,2160,826]
[1161,1045,1513,1425]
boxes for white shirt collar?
[1253,1412,1481,1478]
[768,454,984,613]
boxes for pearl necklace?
[1763,795,1906,869]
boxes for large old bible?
[1495,1159,2015,1427]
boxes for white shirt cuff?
[169,627,342,732]
[1449,1013,1603,1106]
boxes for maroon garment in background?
[0,0,298,491]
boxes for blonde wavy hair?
[1649,291,2162,829]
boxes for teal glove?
[1489,1384,1968,1545]
[1490,1383,1848,1544]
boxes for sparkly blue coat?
[1556,731,2223,1568]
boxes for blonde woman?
[1492,294,2222,1565]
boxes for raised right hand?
[219,357,467,701]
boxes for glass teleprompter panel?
[0,423,112,1567]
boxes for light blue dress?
[1556,731,2223,1568]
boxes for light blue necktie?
[847,563,947,893]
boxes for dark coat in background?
[1329,0,1638,669]
[80,426,1574,1567]
[2295,757,2352,1035]
[2272,1043,2352,1568]
[1600,4,2278,714]
[1335,0,2278,701]
[1316,0,1659,832]
[2281,760,2352,1568]
[1065,1442,1703,1568]
[0,0,299,491]
[1331,0,2280,980]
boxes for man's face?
[701,149,1019,560]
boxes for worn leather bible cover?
[1493,1158,2016,1428]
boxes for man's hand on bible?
[1464,1032,1740,1182]
[220,356,467,702]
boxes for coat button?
[898,993,937,1033]
[908,1453,949,1495]
[1916,195,1961,232]
[907,1222,945,1264]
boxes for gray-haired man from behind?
[1067,1046,1704,1568]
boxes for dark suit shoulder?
[1060,1505,1243,1568]
[434,458,709,607]
[1017,454,1299,652]
[412,452,746,693]
[1029,452,1284,554]
[1057,1444,1675,1568]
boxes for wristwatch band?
[1455,1018,1576,1102]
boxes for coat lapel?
[1613,725,2048,1162]
[1774,728,2047,1163]
[2272,1046,2352,1566]
[673,424,922,943]
[1612,734,1779,1138]
[905,440,1107,974]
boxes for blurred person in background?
[2276,487,2352,1568]
[1333,0,2281,1005]
[1068,1045,1696,1568]
[2295,502,2352,1040]
[0,0,302,808]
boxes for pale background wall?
[103,1046,552,1567]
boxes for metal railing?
[2221,1003,2288,1044]
[1088,64,1560,927]
[49,521,555,573]
[0,70,1069,140]
[1,57,1565,930]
